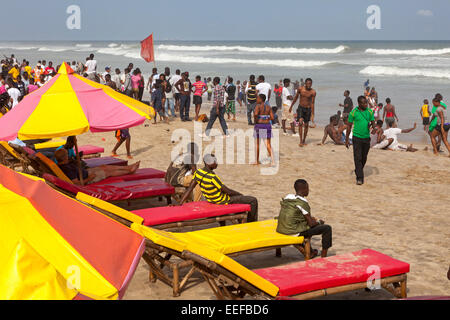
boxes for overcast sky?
[2,0,449,41]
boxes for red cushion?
[254,249,410,297]
[43,173,132,201]
[132,201,251,226]
[90,168,166,185]
[78,145,105,155]
[97,179,174,200]
[84,157,128,168]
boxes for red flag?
[140,33,155,63]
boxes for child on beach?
[253,94,275,166]
[276,179,332,258]
[226,77,237,121]
[420,99,430,132]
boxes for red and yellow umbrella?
[0,62,150,141]
[0,165,145,300]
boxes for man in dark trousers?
[345,96,375,185]
[178,154,258,222]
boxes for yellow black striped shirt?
[193,167,230,204]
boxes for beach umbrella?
[0,165,145,300]
[0,62,150,141]
[0,62,151,184]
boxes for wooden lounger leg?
[172,264,180,297]
[304,238,311,260]
[275,248,282,258]
[400,277,407,298]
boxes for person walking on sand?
[290,78,317,147]
[253,94,275,166]
[429,97,450,156]
[339,90,353,119]
[345,96,375,185]
[112,128,133,159]
[204,77,228,137]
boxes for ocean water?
[2,40,450,143]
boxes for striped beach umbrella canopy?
[0,165,145,300]
[0,62,150,141]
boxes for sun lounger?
[83,157,128,167]
[33,138,66,150]
[77,145,105,159]
[44,173,174,205]
[129,224,410,299]
[90,168,165,185]
[131,201,250,229]
[0,141,31,173]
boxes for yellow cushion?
[35,153,73,184]
[76,193,144,225]
[34,139,66,150]
[176,220,304,254]
[131,222,280,297]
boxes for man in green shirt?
[276,179,332,258]
[346,96,375,185]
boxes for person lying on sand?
[276,179,332,258]
[318,115,344,145]
[55,148,140,185]
[178,154,258,222]
[370,120,394,149]
[384,118,418,152]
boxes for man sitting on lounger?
[276,179,332,258]
[178,154,258,222]
[54,148,140,185]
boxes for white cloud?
[417,9,433,17]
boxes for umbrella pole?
[74,140,84,186]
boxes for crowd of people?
[1,53,448,181]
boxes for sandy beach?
[76,103,450,300]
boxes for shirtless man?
[290,78,316,147]
[318,115,344,145]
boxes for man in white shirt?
[170,69,182,112]
[112,68,123,92]
[256,75,272,106]
[85,54,97,80]
[7,79,20,109]
[281,78,296,135]
[384,118,418,151]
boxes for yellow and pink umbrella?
[0,165,145,300]
[0,62,150,141]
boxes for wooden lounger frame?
[0,143,32,174]
[184,251,408,300]
[142,236,310,297]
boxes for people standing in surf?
[253,94,275,166]
[383,98,399,128]
[289,78,317,147]
[204,77,228,137]
[245,75,258,125]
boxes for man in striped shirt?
[179,154,258,222]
